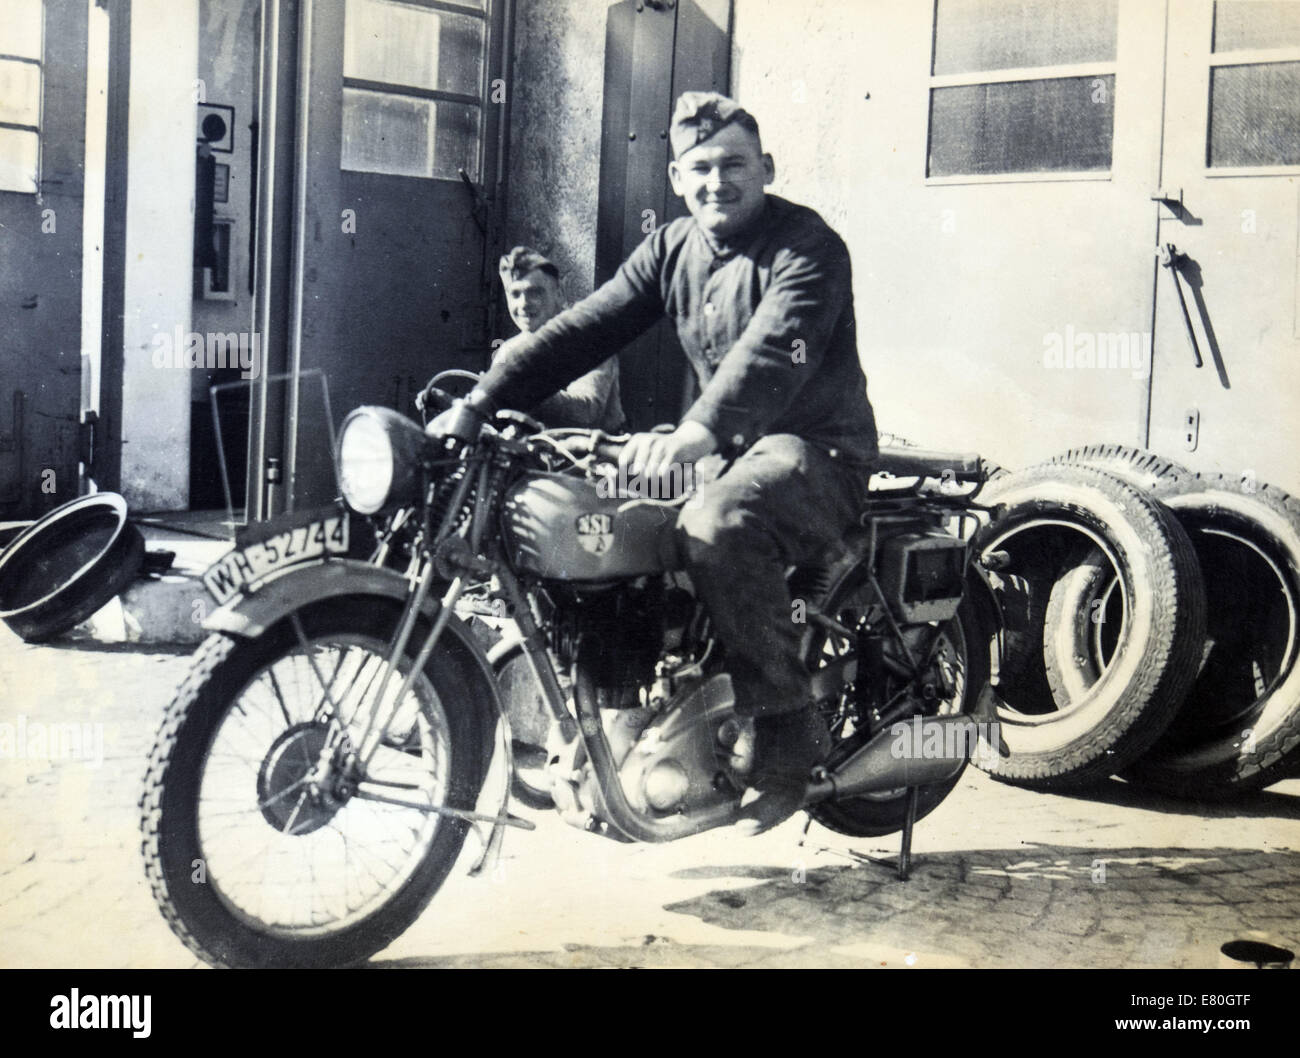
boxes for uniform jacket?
[478,195,878,463]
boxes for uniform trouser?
[675,434,874,718]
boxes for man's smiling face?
[502,268,565,333]
[668,122,774,243]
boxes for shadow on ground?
[1019,776,1300,821]
[36,637,196,656]
[375,845,1300,968]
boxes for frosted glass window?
[0,127,38,193]
[341,0,487,179]
[435,9,485,97]
[1209,61,1300,166]
[0,59,40,126]
[0,0,41,195]
[345,0,440,91]
[0,0,43,60]
[1214,1,1300,51]
[933,0,1117,75]
[430,99,481,180]
[342,88,436,177]
[342,88,481,180]
[344,0,483,97]
[929,75,1115,176]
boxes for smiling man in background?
[494,246,626,432]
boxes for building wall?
[119,0,199,510]
[505,0,1162,471]
[503,0,616,302]
[725,0,1139,467]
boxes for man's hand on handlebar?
[425,390,497,444]
[618,421,718,490]
[414,384,453,415]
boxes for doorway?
[188,0,259,512]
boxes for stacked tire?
[974,445,1300,798]
[0,493,145,643]
[1042,445,1300,798]
[972,462,1208,789]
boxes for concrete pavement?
[1,627,1297,968]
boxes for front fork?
[488,569,579,741]
[301,553,540,876]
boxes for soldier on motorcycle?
[431,91,880,832]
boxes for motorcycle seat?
[874,445,984,482]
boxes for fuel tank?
[501,471,682,581]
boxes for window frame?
[1202,45,1300,177]
[340,0,491,183]
[0,0,45,196]
[924,0,1120,186]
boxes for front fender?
[202,559,503,724]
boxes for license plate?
[203,512,349,605]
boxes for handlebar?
[593,436,628,463]
[416,369,483,422]
[545,429,628,463]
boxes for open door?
[254,0,509,515]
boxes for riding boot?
[733,708,830,835]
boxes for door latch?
[1159,243,1204,369]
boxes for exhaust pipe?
[808,714,996,802]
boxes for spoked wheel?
[801,560,993,837]
[141,599,488,968]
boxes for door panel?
[284,0,504,509]
[838,0,1167,467]
[595,0,732,431]
[0,0,87,517]
[1148,0,1300,494]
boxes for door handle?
[1158,243,1204,369]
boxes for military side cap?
[499,246,559,281]
[669,91,760,158]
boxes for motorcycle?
[140,389,1003,968]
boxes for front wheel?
[140,599,490,968]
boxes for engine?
[543,578,749,828]
[549,580,664,700]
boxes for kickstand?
[799,786,921,882]
[897,786,919,881]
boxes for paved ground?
[2,626,1298,969]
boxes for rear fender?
[963,563,1006,677]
